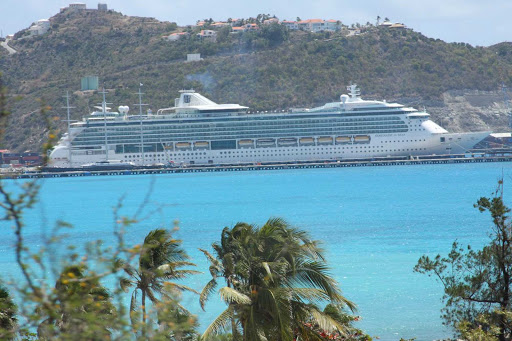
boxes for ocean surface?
[1,162,511,340]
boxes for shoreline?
[4,153,512,180]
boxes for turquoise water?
[1,162,510,340]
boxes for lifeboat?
[354,135,370,143]
[194,141,209,150]
[299,137,315,146]
[175,142,192,150]
[317,136,333,145]
[163,143,174,150]
[256,138,276,148]
[335,136,351,144]
[238,139,255,148]
[277,138,298,147]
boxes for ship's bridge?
[157,90,248,117]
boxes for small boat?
[194,141,209,150]
[354,135,370,143]
[299,137,315,146]
[256,138,276,148]
[335,136,351,144]
[277,138,298,147]
[175,142,192,150]
[317,136,333,145]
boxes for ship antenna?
[62,91,76,166]
[134,83,148,165]
[98,87,112,161]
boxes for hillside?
[1,8,512,152]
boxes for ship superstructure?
[49,85,490,167]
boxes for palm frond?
[162,281,200,294]
[310,307,348,335]
[130,290,139,330]
[290,287,333,303]
[120,277,134,292]
[146,288,158,303]
[200,248,221,266]
[200,278,218,310]
[219,286,251,305]
[201,306,234,340]
[156,263,201,277]
[262,262,273,283]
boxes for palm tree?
[200,218,355,341]
[0,284,17,340]
[37,265,117,340]
[120,229,199,333]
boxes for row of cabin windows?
[123,147,430,161]
[72,129,411,145]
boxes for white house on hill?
[197,30,217,42]
[281,21,298,30]
[28,19,50,36]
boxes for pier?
[3,152,512,180]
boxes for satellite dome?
[118,106,130,114]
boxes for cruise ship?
[48,85,490,168]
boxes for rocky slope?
[1,8,512,151]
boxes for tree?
[155,292,199,341]
[260,23,289,47]
[0,284,17,340]
[120,229,199,335]
[37,265,118,340]
[414,181,512,341]
[200,218,355,341]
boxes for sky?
[0,0,511,47]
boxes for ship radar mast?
[98,87,112,161]
[62,91,76,166]
[347,84,360,99]
[134,83,148,165]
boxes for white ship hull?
[49,131,489,167]
[48,85,491,168]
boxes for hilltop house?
[28,19,50,36]
[211,22,229,28]
[297,19,341,32]
[197,29,217,42]
[325,19,341,31]
[281,20,298,30]
[244,23,259,31]
[263,18,279,25]
[68,3,86,10]
[379,21,406,29]
[230,26,245,34]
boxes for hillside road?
[1,39,17,55]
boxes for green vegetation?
[415,180,512,341]
[37,265,118,340]
[199,218,359,340]
[0,284,17,340]
[1,9,512,152]
[120,228,199,336]
[0,79,363,339]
